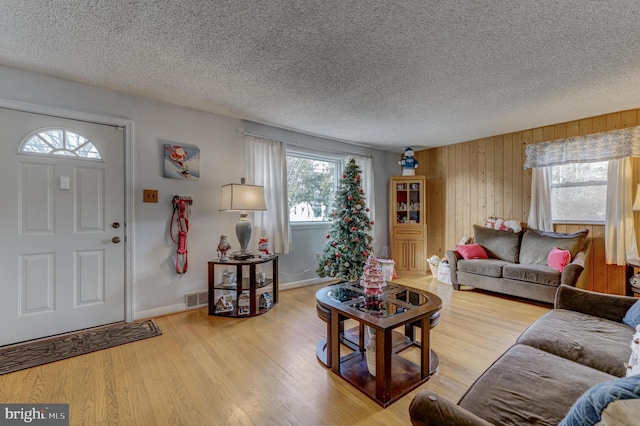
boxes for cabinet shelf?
[208,256,278,317]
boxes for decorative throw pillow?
[473,224,523,263]
[456,244,488,260]
[623,299,640,328]
[559,375,640,426]
[547,247,572,272]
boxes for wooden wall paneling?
[531,127,544,143]
[593,115,607,133]
[469,140,479,236]
[494,136,504,219]
[606,112,621,130]
[462,142,471,237]
[503,134,513,220]
[621,109,638,128]
[554,123,567,140]
[486,137,495,220]
[477,139,487,230]
[566,121,580,137]
[455,143,464,241]
[542,125,554,141]
[579,118,593,135]
[447,145,457,247]
[590,225,608,293]
[435,148,446,256]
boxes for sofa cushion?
[517,309,634,377]
[519,228,589,266]
[503,263,561,286]
[457,258,510,278]
[458,344,616,426]
[473,225,523,263]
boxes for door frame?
[0,97,135,322]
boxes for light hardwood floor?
[0,277,549,425]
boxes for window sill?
[290,222,331,231]
[552,220,605,226]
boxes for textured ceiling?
[1,1,640,152]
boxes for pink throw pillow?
[547,247,571,272]
[456,244,488,260]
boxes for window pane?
[40,130,64,149]
[552,161,607,184]
[20,129,103,160]
[551,185,606,222]
[286,155,337,222]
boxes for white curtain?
[346,155,375,226]
[605,158,639,265]
[527,167,553,232]
[244,135,290,254]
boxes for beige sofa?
[446,226,590,303]
[409,285,639,425]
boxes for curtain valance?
[524,126,640,169]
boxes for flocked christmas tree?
[317,159,374,281]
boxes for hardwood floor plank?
[0,276,549,425]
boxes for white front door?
[0,108,126,346]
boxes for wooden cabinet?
[389,176,426,275]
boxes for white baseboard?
[134,277,337,319]
[135,303,186,320]
[280,277,337,291]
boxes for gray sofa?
[409,285,639,425]
[446,226,590,303]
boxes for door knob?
[112,222,120,228]
[112,237,121,244]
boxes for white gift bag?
[437,260,452,285]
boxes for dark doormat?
[0,320,162,375]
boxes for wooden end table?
[315,281,442,407]
[208,255,278,317]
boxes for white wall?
[0,66,400,319]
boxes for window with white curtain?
[551,161,607,223]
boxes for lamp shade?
[634,183,640,211]
[219,183,266,212]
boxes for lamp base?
[232,252,253,260]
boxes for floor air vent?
[185,291,209,309]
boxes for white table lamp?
[219,178,266,255]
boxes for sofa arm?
[560,239,590,287]
[445,250,461,287]
[555,284,637,323]
[409,390,492,426]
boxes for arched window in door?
[19,128,103,160]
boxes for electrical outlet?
[143,189,158,203]
[316,253,321,261]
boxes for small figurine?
[257,236,271,257]
[399,146,419,176]
[625,325,640,377]
[217,234,231,261]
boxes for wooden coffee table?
[315,281,442,407]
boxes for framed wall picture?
[163,143,200,180]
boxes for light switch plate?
[143,189,158,203]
